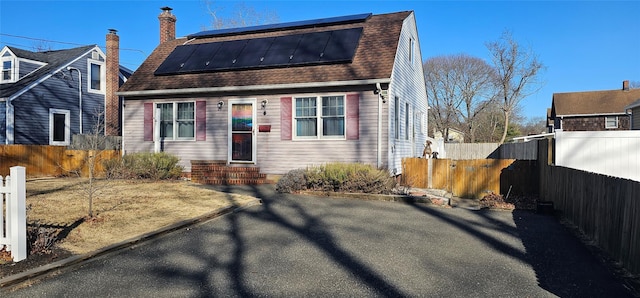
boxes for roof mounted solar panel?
[155,27,364,75]
[290,31,331,64]
[321,28,363,62]
[206,39,249,70]
[179,43,222,72]
[154,45,197,75]
[188,13,371,39]
[232,37,275,68]
[260,34,302,67]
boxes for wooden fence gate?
[402,158,537,199]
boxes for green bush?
[276,162,396,194]
[104,152,183,180]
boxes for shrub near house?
[276,163,397,194]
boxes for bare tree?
[455,55,497,142]
[630,81,640,89]
[61,109,115,218]
[31,40,53,52]
[201,0,279,30]
[423,54,496,142]
[518,116,547,136]
[486,31,544,144]
[424,56,462,141]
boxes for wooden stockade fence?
[540,165,640,275]
[443,142,538,160]
[0,145,120,177]
[402,158,520,199]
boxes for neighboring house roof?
[625,98,640,110]
[552,88,640,117]
[0,45,96,98]
[119,11,412,95]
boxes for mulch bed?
[0,246,73,279]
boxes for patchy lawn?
[0,178,258,278]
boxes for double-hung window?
[1,54,15,83]
[87,59,105,94]
[158,102,195,140]
[605,116,618,129]
[294,95,345,139]
[2,60,12,81]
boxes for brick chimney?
[159,6,177,44]
[105,29,120,136]
[623,80,630,91]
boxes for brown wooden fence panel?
[402,158,516,199]
[1,145,119,177]
[540,164,640,275]
[401,158,429,188]
[432,159,450,190]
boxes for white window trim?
[49,108,70,146]
[605,116,618,129]
[156,101,196,141]
[293,94,347,140]
[1,55,16,84]
[87,59,105,94]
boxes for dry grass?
[25,178,257,254]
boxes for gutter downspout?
[6,99,14,144]
[377,92,382,168]
[66,66,83,134]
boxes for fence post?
[9,166,26,262]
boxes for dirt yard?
[0,178,258,278]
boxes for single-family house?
[118,8,428,182]
[0,30,130,145]
[625,98,640,130]
[549,80,640,132]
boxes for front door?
[229,100,256,163]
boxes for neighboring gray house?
[119,8,428,180]
[0,30,131,145]
[625,98,640,130]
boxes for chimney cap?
[161,6,173,12]
[108,28,118,34]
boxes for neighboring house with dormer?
[118,8,428,180]
[548,80,640,132]
[0,30,130,145]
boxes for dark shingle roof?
[552,88,640,116]
[120,11,411,94]
[0,45,95,98]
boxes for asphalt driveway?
[2,185,633,297]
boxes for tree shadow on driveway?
[510,210,633,298]
[405,201,633,298]
[148,184,408,297]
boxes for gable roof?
[119,11,412,96]
[552,88,640,117]
[0,45,97,98]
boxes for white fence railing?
[0,166,27,262]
